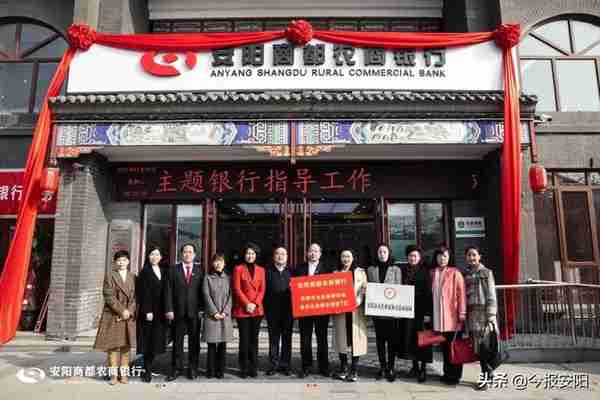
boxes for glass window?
[589,43,600,56]
[175,205,203,264]
[20,24,56,55]
[0,22,66,113]
[521,60,556,111]
[420,203,444,260]
[519,35,563,56]
[34,62,61,111]
[389,203,416,263]
[0,24,15,57]
[536,20,572,52]
[572,21,600,53]
[589,172,600,185]
[144,205,172,266]
[556,60,600,111]
[519,17,600,112]
[561,191,594,262]
[556,172,586,186]
[26,37,67,59]
[0,63,33,112]
[534,191,562,280]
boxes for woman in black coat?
[399,245,433,383]
[137,246,168,382]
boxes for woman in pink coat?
[430,246,466,385]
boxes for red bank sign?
[0,170,56,215]
[290,271,357,318]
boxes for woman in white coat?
[332,249,368,382]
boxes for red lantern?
[529,164,548,193]
[40,167,60,203]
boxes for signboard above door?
[67,39,504,93]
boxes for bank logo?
[16,367,46,384]
[141,51,197,77]
[384,287,397,300]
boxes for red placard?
[290,271,356,318]
[0,170,56,215]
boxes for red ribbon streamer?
[0,22,521,344]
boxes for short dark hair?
[465,245,482,255]
[180,243,197,253]
[272,244,287,253]
[113,250,130,261]
[432,245,451,267]
[405,244,423,257]
[241,242,260,258]
[209,253,226,273]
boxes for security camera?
[534,113,553,125]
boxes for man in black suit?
[293,243,331,378]
[265,245,293,376]
[164,243,204,381]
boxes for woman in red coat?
[232,242,266,378]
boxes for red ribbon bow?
[285,19,314,46]
[494,24,521,50]
[67,24,97,51]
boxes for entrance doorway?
[213,199,377,269]
[142,199,448,270]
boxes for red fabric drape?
[0,48,75,343]
[0,22,521,344]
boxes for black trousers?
[299,315,330,373]
[144,352,155,376]
[373,318,396,369]
[267,308,293,369]
[207,343,227,374]
[237,317,262,373]
[441,331,463,383]
[172,316,201,372]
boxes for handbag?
[479,321,509,370]
[449,331,479,364]
[417,330,446,347]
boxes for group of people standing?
[93,240,499,390]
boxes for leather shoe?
[187,369,197,380]
[239,370,247,379]
[266,368,277,376]
[216,371,224,379]
[417,368,426,383]
[319,370,330,378]
[298,368,310,378]
[248,370,258,378]
[279,367,291,376]
[166,370,180,382]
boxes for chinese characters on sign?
[0,171,57,215]
[114,165,374,200]
[290,272,357,318]
[206,44,446,79]
[365,283,415,319]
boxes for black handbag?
[478,321,509,371]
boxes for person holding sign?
[332,249,368,382]
[293,243,331,378]
[431,246,467,385]
[399,245,433,383]
[366,244,402,382]
[232,242,266,379]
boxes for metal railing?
[496,280,600,349]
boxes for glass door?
[214,200,285,269]
[302,200,377,269]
